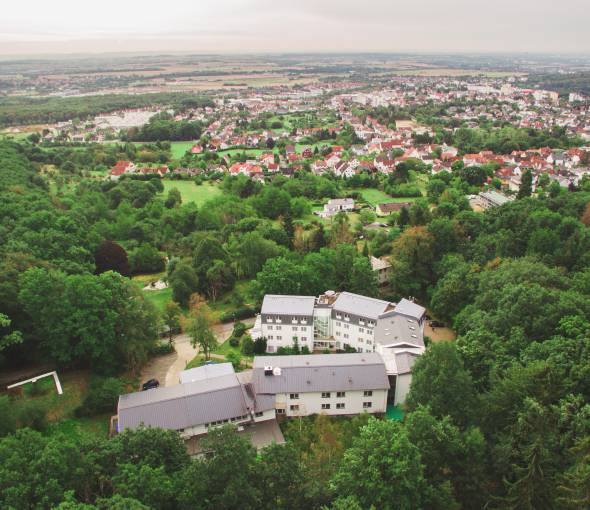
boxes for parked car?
[429,320,445,328]
[142,379,160,391]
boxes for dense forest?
[0,94,214,127]
[526,72,590,97]
[123,113,204,142]
[1,136,590,509]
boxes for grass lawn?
[132,273,172,313]
[143,287,173,313]
[161,180,223,206]
[170,141,195,159]
[208,280,255,321]
[352,188,392,207]
[352,188,421,207]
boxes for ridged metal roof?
[332,292,392,320]
[261,295,316,316]
[118,373,274,432]
[252,353,389,394]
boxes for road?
[140,317,255,388]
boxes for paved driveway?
[140,318,255,388]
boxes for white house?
[315,198,355,218]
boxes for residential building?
[315,198,355,218]
[375,202,412,216]
[251,353,390,417]
[109,161,136,180]
[117,364,282,454]
[477,190,515,209]
[254,291,426,405]
[370,256,392,285]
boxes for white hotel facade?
[252,291,427,405]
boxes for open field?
[352,188,392,206]
[170,141,194,159]
[161,180,223,206]
[352,188,420,207]
[132,273,172,313]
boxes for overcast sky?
[1,0,589,55]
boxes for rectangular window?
[290,405,299,411]
[364,390,373,397]
[268,335,274,340]
[277,408,285,415]
[292,336,298,341]
[255,412,263,417]
[321,403,330,410]
[321,392,331,398]
[267,325,273,330]
[276,326,282,330]
[358,338,363,343]
[336,403,345,409]
[359,327,365,333]
[343,333,349,339]
[301,327,307,331]
[363,402,372,408]
[290,393,299,399]
[292,326,298,331]
[277,335,282,340]
[344,324,349,329]
[337,392,346,398]
[302,337,307,341]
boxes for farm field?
[161,180,223,206]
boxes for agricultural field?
[161,180,223,206]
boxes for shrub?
[232,321,248,338]
[226,351,242,370]
[241,335,255,356]
[18,400,48,431]
[229,336,240,348]
[0,396,16,437]
[76,377,126,417]
[151,342,175,356]
[23,377,54,397]
[219,306,257,322]
[253,337,267,354]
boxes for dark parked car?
[142,379,160,391]
[429,320,445,328]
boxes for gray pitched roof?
[479,190,514,206]
[261,295,316,316]
[374,315,424,349]
[393,298,426,321]
[179,362,234,384]
[118,374,273,432]
[251,353,389,394]
[332,292,393,320]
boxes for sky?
[1,0,589,56]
